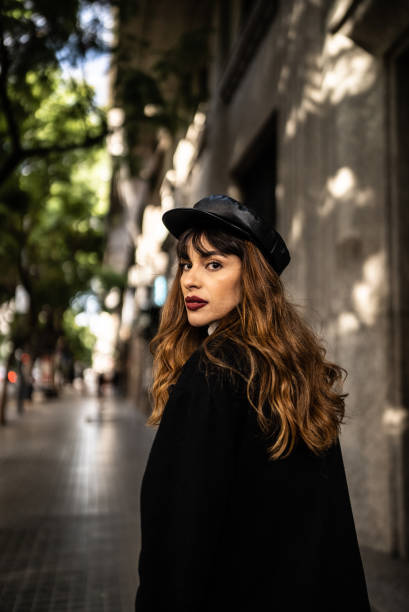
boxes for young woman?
[134,194,371,611]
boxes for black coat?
[135,348,371,611]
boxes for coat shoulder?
[176,341,248,400]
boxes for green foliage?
[0,0,120,409]
[0,83,112,356]
[63,309,96,366]
[21,72,104,147]
[0,0,109,185]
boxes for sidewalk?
[362,546,409,612]
[0,391,408,611]
[0,391,155,612]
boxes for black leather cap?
[162,194,290,275]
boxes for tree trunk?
[16,357,25,415]
[0,350,13,425]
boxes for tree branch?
[0,16,22,154]
[0,15,109,186]
[25,130,108,158]
[0,128,108,185]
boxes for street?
[1,392,409,611]
[0,391,154,612]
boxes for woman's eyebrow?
[199,250,227,258]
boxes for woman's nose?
[183,266,201,289]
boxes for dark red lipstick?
[185,296,208,311]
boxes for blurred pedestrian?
[135,195,371,611]
[112,368,123,397]
[97,372,105,398]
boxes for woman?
[134,194,371,611]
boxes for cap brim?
[162,208,253,242]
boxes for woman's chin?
[186,312,212,327]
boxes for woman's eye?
[207,261,222,270]
[179,262,191,271]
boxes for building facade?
[111,0,409,562]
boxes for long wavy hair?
[149,227,347,460]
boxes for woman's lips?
[185,296,208,311]
[186,302,207,311]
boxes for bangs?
[177,227,245,261]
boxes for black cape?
[135,348,370,611]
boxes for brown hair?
[149,228,346,460]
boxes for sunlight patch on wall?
[287,0,307,41]
[318,166,356,217]
[283,53,324,142]
[355,186,375,207]
[283,31,377,142]
[288,209,304,248]
[285,106,298,139]
[352,251,386,326]
[329,166,356,198]
[174,139,196,185]
[318,167,374,218]
[278,65,290,94]
[337,311,360,335]
[135,205,169,282]
[172,111,206,186]
[325,29,353,56]
[322,33,376,105]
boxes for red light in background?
[8,371,18,384]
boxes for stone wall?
[182,0,395,553]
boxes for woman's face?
[179,236,242,328]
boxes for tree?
[0,132,118,422]
[0,0,117,423]
[0,0,110,186]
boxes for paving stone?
[0,393,154,612]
